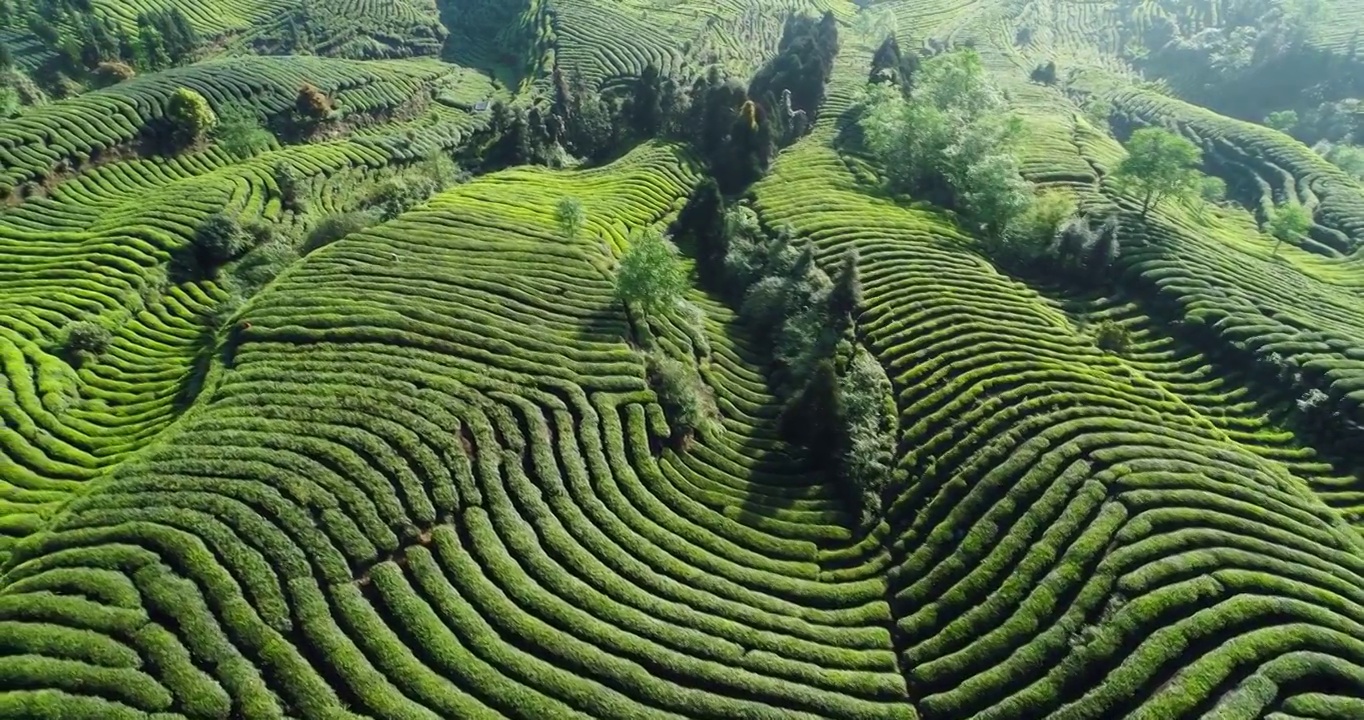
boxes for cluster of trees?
[470,9,837,195]
[868,36,919,96]
[0,1,199,100]
[1121,0,1357,129]
[364,153,464,221]
[31,5,196,75]
[747,12,839,148]
[859,48,1225,281]
[163,83,332,151]
[671,182,897,527]
[859,49,1032,242]
[609,225,718,445]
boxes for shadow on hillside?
[172,320,220,413]
[573,300,635,348]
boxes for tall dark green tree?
[779,359,846,468]
[827,247,862,320]
[671,178,726,275]
[870,35,918,95]
[631,62,672,137]
[748,10,840,147]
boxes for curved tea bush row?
[0,282,224,564]
[0,56,451,196]
[0,142,915,719]
[0,103,488,564]
[1039,284,1364,524]
[0,28,57,72]
[752,132,1364,719]
[242,0,448,60]
[549,0,687,87]
[549,0,855,92]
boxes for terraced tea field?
[5,0,1364,718]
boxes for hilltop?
[3,0,1364,718]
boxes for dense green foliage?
[555,195,585,242]
[1269,201,1313,255]
[212,103,273,157]
[165,85,216,145]
[614,226,688,319]
[859,49,1031,240]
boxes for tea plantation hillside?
[6,0,1364,718]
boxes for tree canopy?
[614,227,688,318]
[1111,127,1203,219]
[859,49,1032,240]
[214,103,274,158]
[166,87,216,146]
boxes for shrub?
[273,161,303,212]
[1199,176,1227,203]
[1267,202,1311,257]
[166,87,216,146]
[227,231,298,296]
[0,87,17,119]
[296,83,332,121]
[645,353,716,443]
[368,179,418,221]
[1319,142,1364,179]
[1265,110,1299,134]
[214,103,274,158]
[1030,61,1057,85]
[193,213,250,268]
[1020,189,1076,244]
[61,321,112,358]
[93,61,135,86]
[302,212,374,254]
[1094,320,1132,355]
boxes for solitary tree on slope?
[1112,127,1203,220]
[1268,202,1312,258]
[614,227,688,320]
[555,196,585,243]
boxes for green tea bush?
[60,320,112,359]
